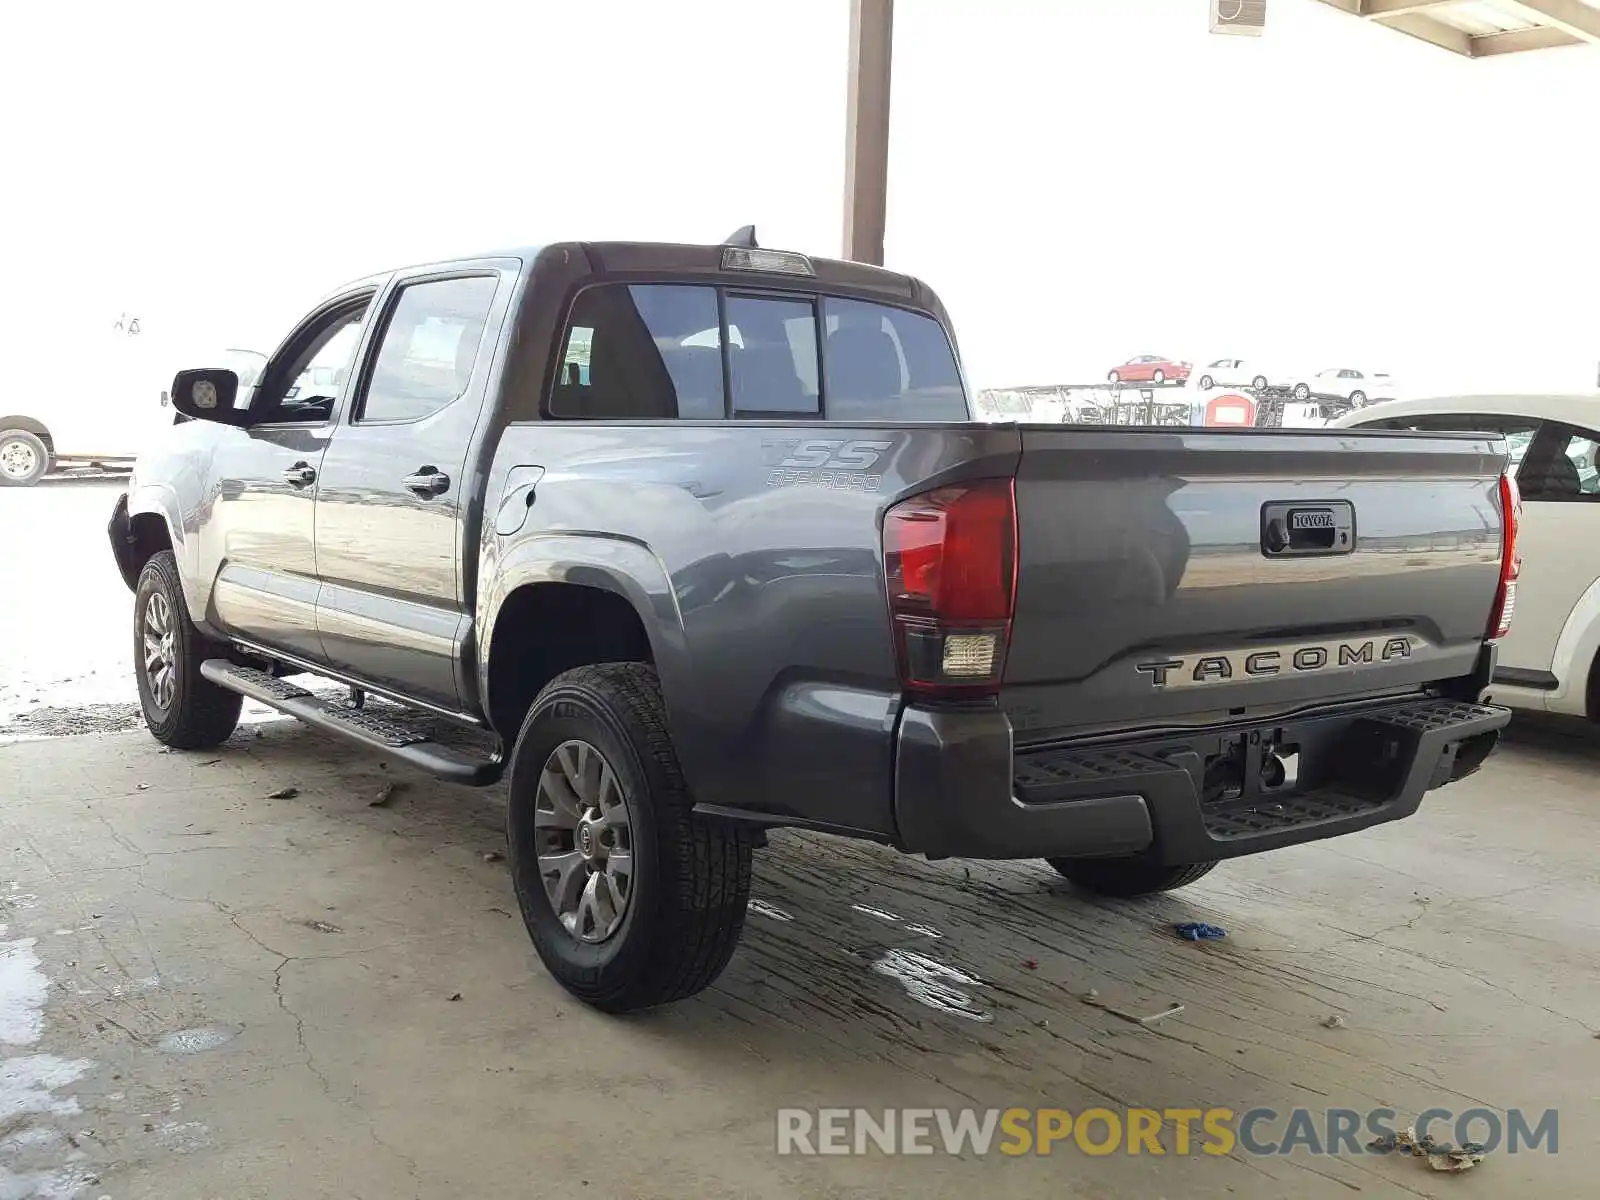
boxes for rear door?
[207,290,375,662]
[1496,420,1600,679]
[312,263,511,710]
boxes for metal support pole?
[842,0,893,265]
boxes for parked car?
[1108,354,1190,386]
[1336,393,1600,721]
[1192,359,1270,392]
[111,233,1513,1013]
[1291,368,1395,405]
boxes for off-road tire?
[1046,856,1218,897]
[134,550,243,748]
[0,429,50,487]
[506,663,753,1012]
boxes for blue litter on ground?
[1174,922,1227,941]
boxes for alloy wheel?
[142,592,178,710]
[534,739,634,943]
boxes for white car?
[1291,367,1395,406]
[1333,394,1600,720]
[1190,358,1289,393]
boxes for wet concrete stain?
[156,1026,239,1055]
[850,904,901,923]
[869,948,994,1023]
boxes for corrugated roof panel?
[1436,2,1540,36]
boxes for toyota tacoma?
[109,231,1518,1012]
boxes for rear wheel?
[1198,374,1214,390]
[1349,390,1367,406]
[1152,369,1166,385]
[1293,383,1311,401]
[1251,375,1268,391]
[1107,370,1121,384]
[0,430,49,487]
[506,663,753,1012]
[1046,855,1217,897]
[134,550,243,748]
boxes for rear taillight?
[883,478,1017,696]
[1488,471,1521,640]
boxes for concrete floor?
[3,713,1596,1199]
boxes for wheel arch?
[478,536,689,745]
[0,415,53,451]
[1536,575,1600,718]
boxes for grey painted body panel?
[120,237,1510,854]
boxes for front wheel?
[1349,390,1367,406]
[133,550,243,748]
[0,430,49,487]
[1293,383,1311,401]
[506,663,753,1012]
[1251,375,1268,391]
[1197,374,1214,390]
[1046,856,1217,897]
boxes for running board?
[200,660,504,787]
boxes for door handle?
[404,468,450,497]
[282,463,316,488]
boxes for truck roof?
[331,240,937,314]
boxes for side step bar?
[201,660,504,787]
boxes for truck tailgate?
[1004,428,1507,742]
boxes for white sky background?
[2,0,1597,397]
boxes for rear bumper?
[892,694,1510,863]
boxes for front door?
[312,267,508,710]
[206,290,376,662]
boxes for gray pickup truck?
[109,231,1517,1012]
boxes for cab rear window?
[548,283,968,422]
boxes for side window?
[1520,422,1600,500]
[726,295,821,416]
[254,302,370,424]
[359,276,498,424]
[549,284,723,420]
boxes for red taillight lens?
[1488,471,1521,640]
[884,479,1017,695]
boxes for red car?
[1108,355,1191,386]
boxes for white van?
[0,328,202,486]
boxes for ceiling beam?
[1371,10,1476,53]
[1473,24,1584,51]
[1359,0,1459,16]
[1501,0,1600,42]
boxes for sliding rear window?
[547,283,968,421]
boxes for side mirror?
[170,369,250,426]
